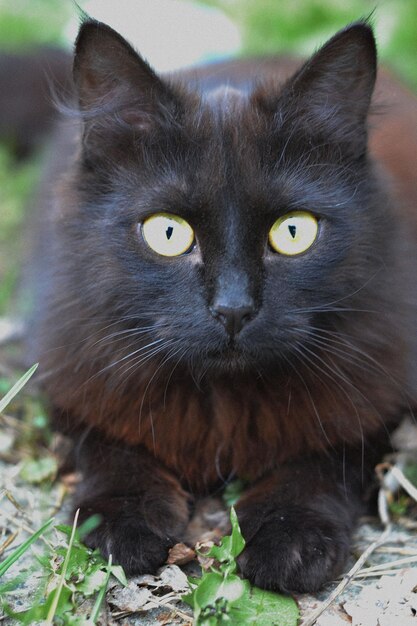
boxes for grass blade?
[0,517,54,578]
[45,509,80,625]
[0,363,38,413]
[90,554,113,623]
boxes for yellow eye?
[141,213,195,257]
[269,211,318,256]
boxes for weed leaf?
[0,517,54,578]
[223,479,247,507]
[89,554,113,623]
[0,363,38,414]
[207,507,245,575]
[20,455,58,483]
[230,586,299,625]
[184,507,299,626]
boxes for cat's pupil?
[166,226,174,240]
[288,225,296,239]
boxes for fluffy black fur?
[30,19,417,592]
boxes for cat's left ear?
[73,19,179,150]
[277,22,377,155]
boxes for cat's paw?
[237,505,350,593]
[77,499,182,575]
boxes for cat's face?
[67,20,389,376]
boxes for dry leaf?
[158,565,189,593]
[195,539,216,571]
[315,607,352,625]
[167,542,195,565]
[108,581,152,612]
[129,565,190,595]
[344,569,417,626]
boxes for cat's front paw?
[78,499,183,575]
[237,505,350,593]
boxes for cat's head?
[61,19,392,378]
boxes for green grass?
[0,364,125,623]
[0,515,126,624]
[1,506,298,626]
[203,0,417,89]
[0,363,38,413]
[0,148,42,315]
[0,518,53,579]
[0,0,70,50]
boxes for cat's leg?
[72,430,191,575]
[236,446,379,593]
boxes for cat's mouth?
[203,342,251,372]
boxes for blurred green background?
[0,0,416,316]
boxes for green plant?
[0,0,70,49]
[0,367,127,624]
[1,514,127,624]
[184,508,299,626]
[0,363,38,414]
[0,147,42,315]
[0,517,53,579]
[202,0,417,89]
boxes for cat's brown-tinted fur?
[31,19,417,592]
[47,348,402,490]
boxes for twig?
[0,531,18,556]
[396,518,417,530]
[377,480,390,526]
[375,547,417,555]
[345,568,413,579]
[51,483,68,516]
[0,510,54,550]
[148,598,192,621]
[112,599,191,623]
[159,604,193,625]
[354,554,417,574]
[5,490,25,512]
[389,465,417,503]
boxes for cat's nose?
[211,304,255,336]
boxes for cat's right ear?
[265,22,377,157]
[73,19,179,150]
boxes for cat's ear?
[278,22,377,154]
[73,19,178,147]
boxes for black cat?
[30,18,417,592]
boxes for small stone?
[109,581,152,612]
[158,565,189,593]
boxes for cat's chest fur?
[48,325,404,491]
[100,372,398,490]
